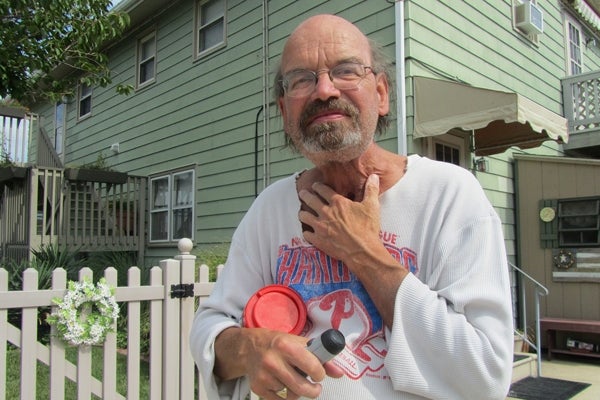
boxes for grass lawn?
[5,344,150,399]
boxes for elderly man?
[190,14,513,400]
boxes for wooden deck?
[0,166,146,262]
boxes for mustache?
[299,99,359,130]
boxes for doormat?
[508,376,591,400]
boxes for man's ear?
[376,74,390,117]
[278,97,287,120]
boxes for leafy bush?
[194,244,229,281]
[4,244,83,291]
[2,244,83,343]
[85,250,143,286]
[85,251,153,354]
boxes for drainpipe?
[261,0,271,189]
[395,0,407,156]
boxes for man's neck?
[303,145,407,201]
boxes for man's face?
[278,16,389,166]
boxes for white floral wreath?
[47,278,119,346]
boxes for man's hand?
[214,327,344,400]
[297,174,408,328]
[298,174,382,262]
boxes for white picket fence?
[0,240,257,400]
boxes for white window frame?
[137,31,157,88]
[564,14,584,75]
[149,169,195,243]
[78,83,92,120]
[195,0,226,58]
[425,133,468,169]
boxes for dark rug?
[508,376,591,400]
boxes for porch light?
[474,157,488,172]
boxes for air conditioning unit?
[515,1,544,35]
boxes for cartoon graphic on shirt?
[276,232,418,380]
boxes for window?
[195,0,226,57]
[427,133,467,168]
[54,102,65,157]
[78,84,92,119]
[565,16,583,75]
[137,31,156,87]
[435,142,460,166]
[150,169,195,242]
[558,197,600,247]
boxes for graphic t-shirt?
[190,155,514,400]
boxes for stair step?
[512,352,538,383]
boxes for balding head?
[281,15,370,70]
[274,15,393,139]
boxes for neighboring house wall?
[34,0,398,264]
[403,1,600,263]
[33,1,600,268]
[515,154,600,342]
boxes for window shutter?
[540,199,558,248]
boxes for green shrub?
[85,251,152,354]
[2,244,83,343]
[85,250,143,286]
[194,244,229,281]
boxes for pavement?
[507,354,600,400]
[539,355,600,400]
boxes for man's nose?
[312,71,341,101]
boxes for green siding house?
[3,1,600,325]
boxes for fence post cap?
[178,238,193,254]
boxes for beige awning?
[413,77,569,156]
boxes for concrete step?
[512,352,538,383]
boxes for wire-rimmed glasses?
[281,62,374,98]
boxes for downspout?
[395,0,407,156]
[255,106,263,198]
[261,0,271,189]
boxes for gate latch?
[170,283,195,299]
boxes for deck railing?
[1,167,146,263]
[0,107,32,165]
[561,71,600,156]
[562,70,600,134]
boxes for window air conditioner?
[515,1,544,35]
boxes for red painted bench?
[540,317,600,360]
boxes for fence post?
[103,267,119,399]
[21,268,39,399]
[77,268,93,400]
[175,238,196,400]
[161,257,181,399]
[0,268,7,400]
[49,268,67,400]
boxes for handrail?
[509,261,549,377]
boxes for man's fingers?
[362,174,380,205]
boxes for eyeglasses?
[281,62,374,98]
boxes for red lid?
[243,284,307,335]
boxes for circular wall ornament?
[539,207,556,222]
[553,249,575,270]
[47,278,119,346]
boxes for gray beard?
[297,124,371,165]
[302,122,362,153]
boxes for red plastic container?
[243,284,307,335]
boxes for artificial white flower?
[47,278,119,346]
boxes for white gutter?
[395,0,407,155]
